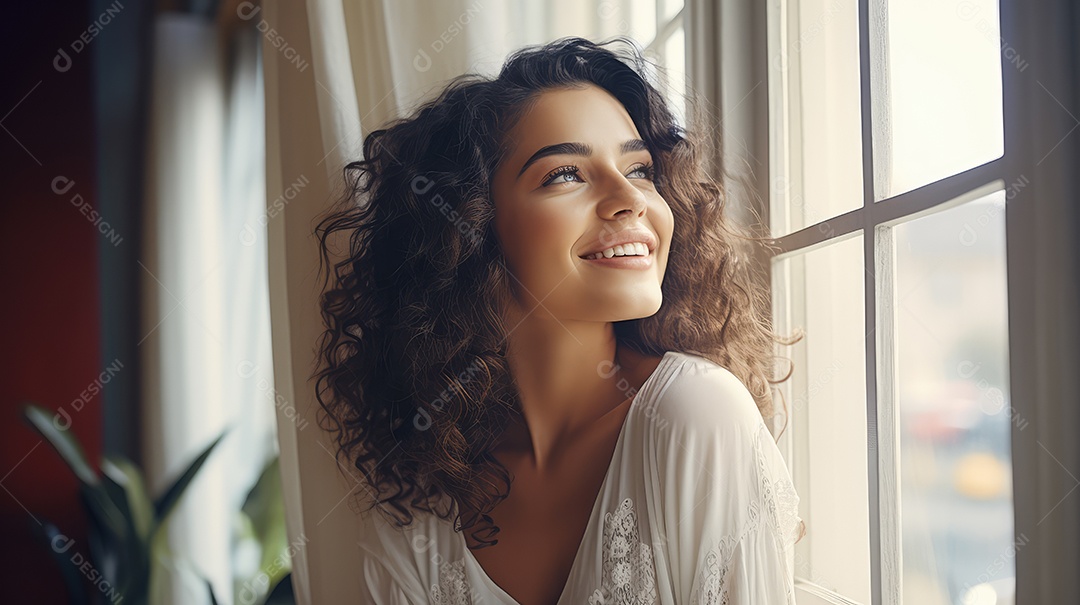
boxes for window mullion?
[770,206,863,260]
[858,0,887,602]
[646,11,684,54]
[867,160,1008,227]
[870,219,898,605]
[769,156,1008,260]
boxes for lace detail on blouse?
[430,497,660,605]
[430,557,473,605]
[755,423,802,549]
[588,497,659,605]
[691,422,801,605]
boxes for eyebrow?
[515,138,650,180]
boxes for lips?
[577,228,658,259]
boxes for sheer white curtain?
[142,14,276,605]
[260,1,660,601]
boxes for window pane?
[663,25,686,127]
[773,234,871,602]
[770,0,864,237]
[548,0,597,41]
[876,0,1005,199]
[631,0,657,42]
[660,0,682,21]
[893,190,1014,604]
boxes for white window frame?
[643,2,684,67]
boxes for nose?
[595,166,648,220]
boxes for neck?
[499,310,645,473]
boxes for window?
[642,0,688,126]
[549,0,687,124]
[767,0,1015,603]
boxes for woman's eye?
[540,162,656,187]
[628,162,656,180]
[541,166,583,187]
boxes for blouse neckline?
[457,349,679,605]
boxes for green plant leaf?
[243,457,289,583]
[148,521,174,605]
[22,400,128,584]
[79,484,128,595]
[80,482,129,550]
[101,456,154,598]
[21,402,98,485]
[29,519,89,605]
[152,430,228,526]
[231,456,291,603]
[102,456,154,541]
[207,579,220,605]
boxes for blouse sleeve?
[361,550,415,605]
[651,363,803,604]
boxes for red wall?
[1,1,103,601]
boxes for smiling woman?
[490,83,674,330]
[312,36,805,604]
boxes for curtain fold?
[142,14,275,604]
[1002,0,1080,601]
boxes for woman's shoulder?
[357,499,462,594]
[643,350,766,439]
[358,497,440,559]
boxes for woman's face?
[491,84,674,324]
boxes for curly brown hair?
[312,36,805,549]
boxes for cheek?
[649,194,675,242]
[663,203,675,241]
[498,202,580,277]
[655,198,676,268]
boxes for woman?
[314,36,806,605]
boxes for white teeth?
[585,242,650,260]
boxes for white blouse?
[356,350,803,604]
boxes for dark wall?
[2,1,118,601]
